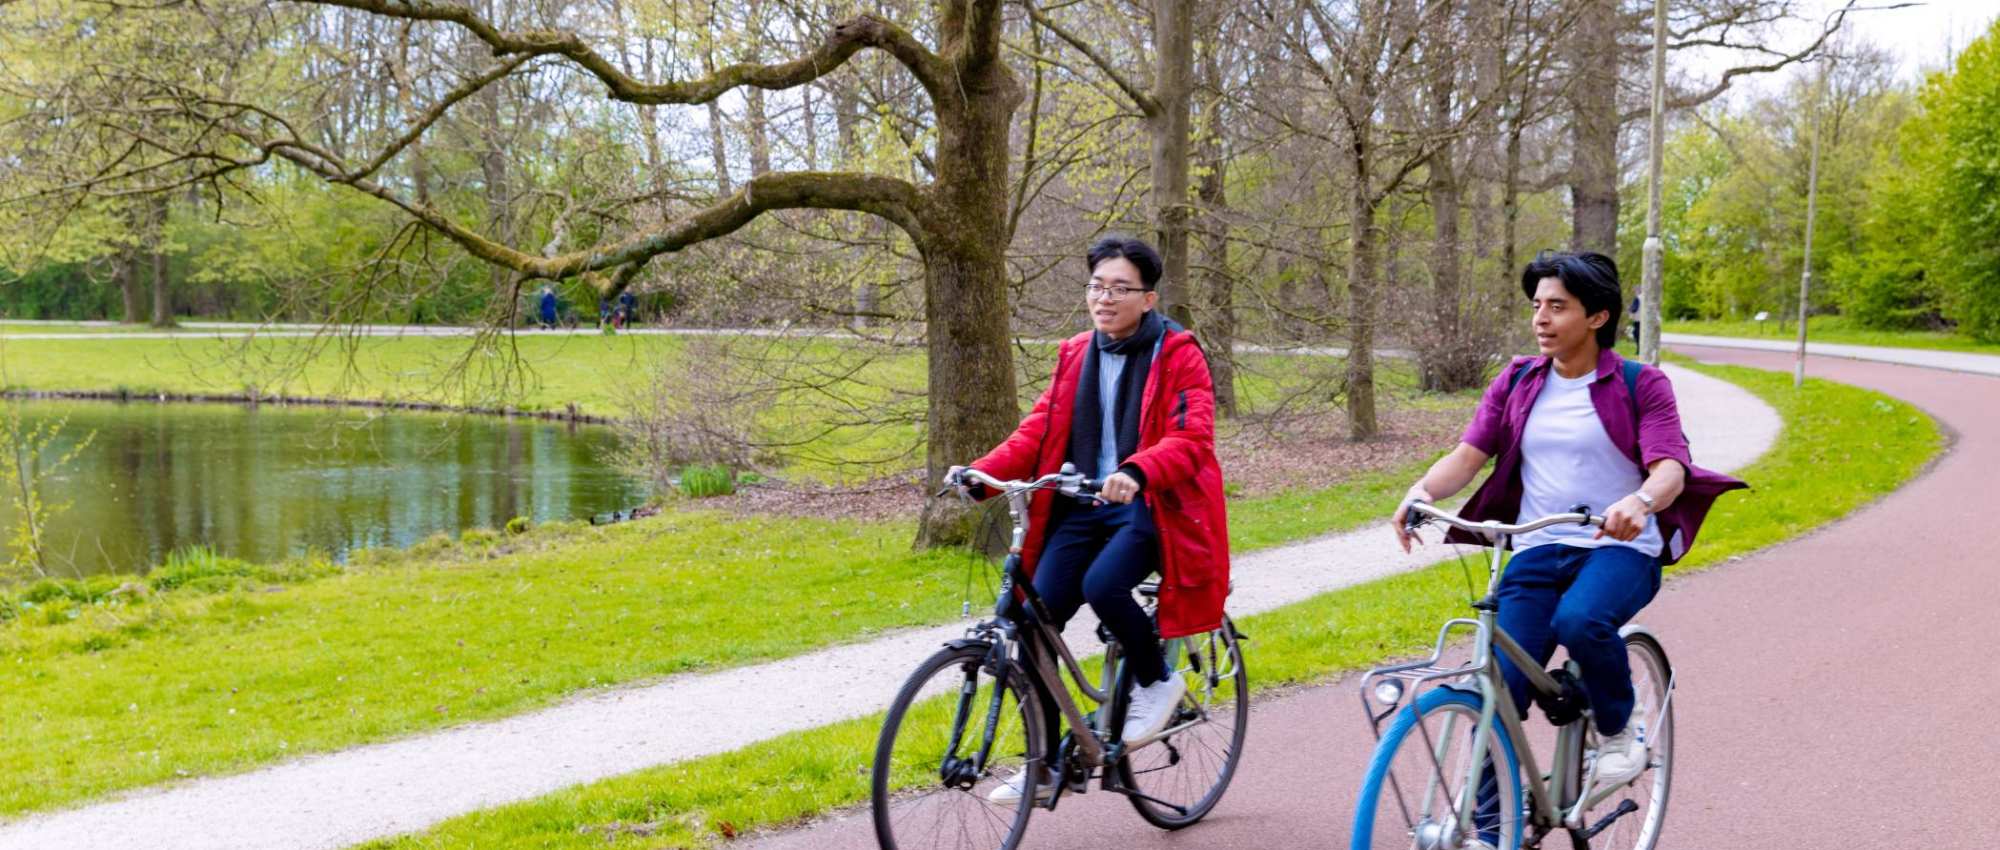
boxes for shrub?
[677,464,736,498]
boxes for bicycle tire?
[1116,616,1249,829]
[1353,687,1524,850]
[1584,631,1674,850]
[871,643,1044,850]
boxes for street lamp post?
[1795,60,1826,388]
[1639,0,1667,366]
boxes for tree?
[10,0,1028,545]
[1021,0,1201,328]
[1566,0,1863,254]
[1915,17,2000,341]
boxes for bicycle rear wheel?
[1116,616,1249,829]
[871,643,1044,850]
[1352,687,1524,850]
[1586,631,1674,850]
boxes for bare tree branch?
[1019,0,1161,115]
[294,2,951,104]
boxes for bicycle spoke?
[873,646,1039,850]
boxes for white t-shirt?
[1513,369,1663,557]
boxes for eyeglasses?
[1084,283,1147,302]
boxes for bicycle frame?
[970,474,1197,781]
[1360,510,1669,842]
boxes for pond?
[1,400,649,576]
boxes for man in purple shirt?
[1389,251,1745,787]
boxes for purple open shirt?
[1447,349,1749,564]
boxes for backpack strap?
[1621,358,1643,423]
[1505,357,1532,395]
[1506,356,1649,450]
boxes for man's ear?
[1588,310,1609,329]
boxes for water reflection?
[2,400,648,576]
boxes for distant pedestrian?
[616,289,638,329]
[538,286,558,329]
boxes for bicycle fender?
[1616,623,1661,643]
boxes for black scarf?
[1068,309,1165,479]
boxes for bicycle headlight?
[1372,679,1404,707]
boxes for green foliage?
[0,406,95,578]
[1637,23,2000,340]
[676,464,736,498]
[1912,19,2000,341]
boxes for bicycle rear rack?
[1358,618,1485,735]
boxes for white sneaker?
[1590,725,1648,786]
[985,768,1057,804]
[1120,674,1189,746]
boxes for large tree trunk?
[1421,150,1469,391]
[1194,35,1236,417]
[146,195,173,328]
[745,0,773,178]
[703,34,732,195]
[1148,0,1194,327]
[1419,35,1481,392]
[118,209,144,323]
[1567,0,1621,254]
[1345,163,1380,440]
[914,47,1024,549]
[746,87,773,177]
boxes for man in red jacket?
[953,235,1231,804]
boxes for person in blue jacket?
[537,286,559,329]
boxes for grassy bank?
[0,452,1446,817]
[0,331,1399,484]
[1667,316,2000,356]
[348,358,1941,850]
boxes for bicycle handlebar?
[950,463,1102,502]
[1402,499,1605,538]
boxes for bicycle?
[869,464,1248,850]
[1352,501,1674,850]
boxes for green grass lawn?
[1666,316,2000,356]
[0,331,1386,484]
[0,450,1447,818]
[347,358,1941,850]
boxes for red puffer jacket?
[970,324,1230,639]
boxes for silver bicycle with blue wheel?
[1352,502,1674,850]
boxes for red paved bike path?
[742,347,2000,850]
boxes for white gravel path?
[0,364,1774,850]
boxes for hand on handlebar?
[1392,487,1432,554]
[943,465,975,500]
[1595,494,1649,542]
[1098,471,1142,504]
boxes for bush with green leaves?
[677,465,736,499]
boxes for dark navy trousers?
[1495,543,1661,736]
[1026,496,1165,756]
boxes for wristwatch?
[1632,491,1657,512]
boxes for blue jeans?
[1495,543,1661,736]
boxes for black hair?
[1521,251,1622,350]
[1087,235,1163,290]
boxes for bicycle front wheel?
[1116,616,1249,829]
[871,643,1044,850]
[1353,686,1524,850]
[1588,631,1674,850]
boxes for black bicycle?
[868,464,1248,850]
